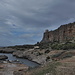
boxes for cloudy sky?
[0,0,75,46]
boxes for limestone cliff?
[41,22,75,43]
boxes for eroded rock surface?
[41,22,75,43]
[13,49,52,64]
[0,63,29,75]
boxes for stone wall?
[41,22,75,43]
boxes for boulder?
[13,51,24,58]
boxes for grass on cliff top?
[27,62,61,75]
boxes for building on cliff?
[41,22,75,43]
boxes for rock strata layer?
[41,22,75,43]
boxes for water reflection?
[0,53,39,67]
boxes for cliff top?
[41,22,75,43]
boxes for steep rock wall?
[41,22,75,43]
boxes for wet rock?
[13,49,50,64]
[0,55,8,60]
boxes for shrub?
[51,43,75,50]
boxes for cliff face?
[41,22,75,43]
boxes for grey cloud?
[0,0,75,46]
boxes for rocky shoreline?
[0,50,30,75]
[12,49,50,64]
[0,46,49,64]
[1,46,75,65]
[1,46,75,75]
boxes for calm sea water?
[0,53,39,67]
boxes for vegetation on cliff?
[38,42,75,50]
[51,42,75,50]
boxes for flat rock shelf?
[0,53,39,68]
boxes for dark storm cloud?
[0,0,75,46]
